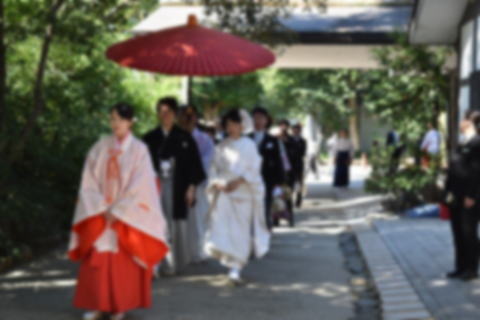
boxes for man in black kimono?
[143,97,206,275]
[249,107,286,229]
[291,123,307,208]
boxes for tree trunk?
[9,0,65,162]
[0,0,6,134]
[348,95,360,150]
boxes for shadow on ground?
[0,169,372,320]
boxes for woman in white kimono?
[205,109,271,284]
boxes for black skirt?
[334,151,351,187]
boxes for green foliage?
[365,34,451,144]
[0,0,179,260]
[259,69,383,135]
[192,73,264,119]
[366,145,439,210]
[364,35,450,206]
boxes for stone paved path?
[0,166,376,320]
[374,218,480,320]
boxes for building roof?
[130,2,415,69]
[409,0,468,44]
[133,4,413,44]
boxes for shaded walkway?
[0,168,376,320]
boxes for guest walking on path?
[69,103,169,320]
[291,123,307,208]
[179,104,215,263]
[205,109,270,284]
[278,119,297,222]
[143,97,206,275]
[248,107,285,230]
[332,129,354,188]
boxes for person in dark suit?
[445,111,480,281]
[278,119,297,221]
[249,107,286,229]
[143,97,206,275]
[291,123,307,208]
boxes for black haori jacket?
[143,125,206,220]
[248,132,286,188]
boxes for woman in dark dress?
[333,129,354,187]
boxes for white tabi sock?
[228,267,242,281]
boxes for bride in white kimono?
[205,109,271,283]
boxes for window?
[461,20,474,80]
[459,85,470,124]
[477,16,480,70]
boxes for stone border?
[353,224,433,320]
[340,231,381,320]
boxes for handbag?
[439,203,451,220]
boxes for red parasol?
[106,15,276,76]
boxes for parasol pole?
[181,76,193,105]
[188,76,193,105]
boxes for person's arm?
[227,140,262,192]
[301,139,307,158]
[142,130,160,174]
[186,134,207,186]
[464,140,480,208]
[182,134,206,206]
[276,139,290,184]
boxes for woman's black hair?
[221,108,242,130]
[111,103,135,121]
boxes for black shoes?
[446,270,479,281]
[460,271,479,281]
[446,270,464,278]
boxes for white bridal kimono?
[205,136,271,268]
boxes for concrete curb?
[353,223,433,320]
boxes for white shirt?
[421,129,441,154]
[333,137,354,155]
[253,131,265,146]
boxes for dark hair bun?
[111,103,135,121]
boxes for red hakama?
[74,249,152,313]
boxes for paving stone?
[373,219,480,320]
[383,302,428,313]
[383,310,432,320]
[381,295,421,305]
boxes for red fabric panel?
[113,220,169,269]
[74,249,152,313]
[69,215,106,262]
